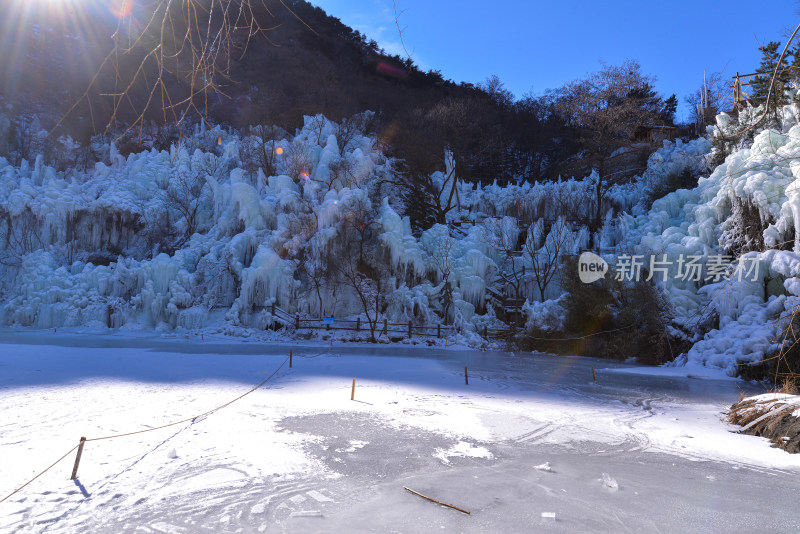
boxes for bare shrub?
[239,125,283,178]
[282,141,313,181]
[0,208,43,267]
[325,158,354,190]
[720,198,770,257]
[308,115,328,145]
[334,112,373,153]
[164,168,210,246]
[526,217,571,301]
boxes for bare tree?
[0,208,43,267]
[685,70,731,129]
[54,1,305,140]
[193,249,241,309]
[478,75,514,108]
[403,150,461,226]
[556,61,662,232]
[282,140,313,182]
[429,232,456,323]
[341,202,378,266]
[333,111,375,153]
[163,168,210,248]
[526,217,572,301]
[334,254,385,341]
[328,198,387,341]
[327,157,357,190]
[486,217,525,299]
[239,125,283,178]
[298,239,334,318]
[308,115,329,145]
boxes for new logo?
[578,252,608,283]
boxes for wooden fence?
[294,316,517,342]
[292,314,455,339]
[268,304,513,341]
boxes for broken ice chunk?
[533,462,553,472]
[601,473,618,491]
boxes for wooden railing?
[291,315,455,339]
[731,68,791,107]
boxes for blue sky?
[309,0,800,122]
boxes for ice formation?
[1,101,800,370]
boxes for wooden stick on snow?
[402,486,471,515]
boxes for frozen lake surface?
[1,331,799,532]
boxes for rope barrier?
[0,345,336,504]
[526,322,637,342]
[0,444,79,504]
[86,356,289,442]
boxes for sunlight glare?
[110,0,134,18]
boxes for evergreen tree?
[790,45,800,89]
[751,41,791,109]
[660,94,678,125]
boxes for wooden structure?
[632,124,684,144]
[291,315,455,340]
[732,71,763,109]
[730,68,792,110]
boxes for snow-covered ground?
[2,335,800,532]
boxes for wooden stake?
[351,378,356,400]
[289,349,293,368]
[70,437,86,480]
[402,486,470,515]
[464,366,468,386]
[592,366,597,383]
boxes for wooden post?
[351,378,356,400]
[356,317,360,331]
[483,325,488,339]
[408,320,412,338]
[70,437,86,480]
[295,313,300,329]
[464,366,469,386]
[592,366,597,383]
[271,302,275,316]
[290,349,293,368]
[437,324,441,338]
[201,333,204,341]
[383,318,388,336]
